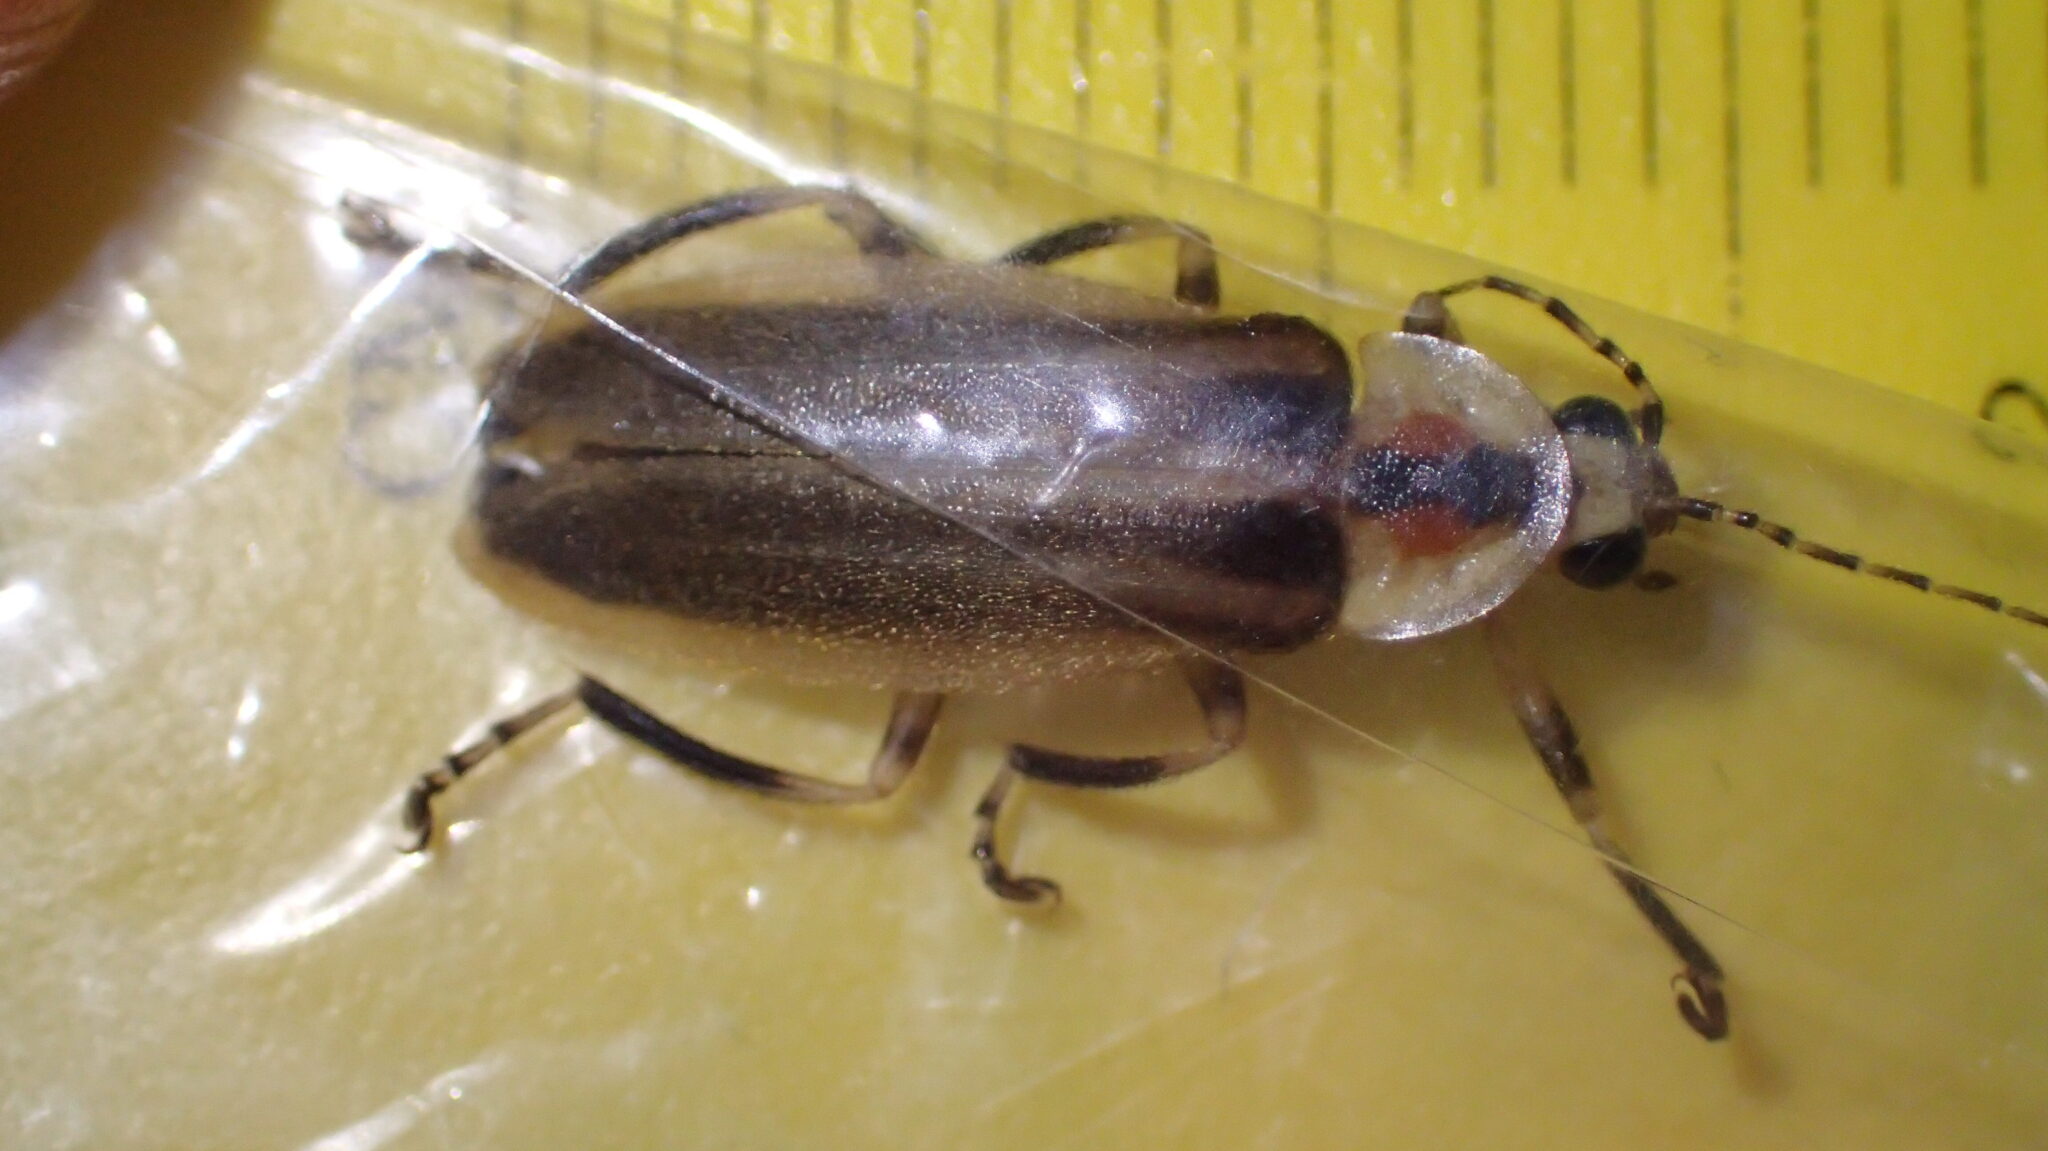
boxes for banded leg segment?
[996,216,1222,308]
[578,676,945,804]
[972,658,1248,904]
[402,688,580,851]
[1482,617,1729,1041]
[342,186,931,291]
[1408,275,1666,446]
[559,186,934,295]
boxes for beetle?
[353,185,2047,1043]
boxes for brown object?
[0,0,91,104]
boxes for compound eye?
[1553,395,1635,441]
[1559,527,1648,588]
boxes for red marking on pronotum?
[1380,412,1483,558]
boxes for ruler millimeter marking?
[269,0,2048,416]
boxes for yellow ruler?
[263,0,2048,420]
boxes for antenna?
[1672,497,2048,628]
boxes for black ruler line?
[1398,0,1415,189]
[1235,0,1252,183]
[1560,0,1577,186]
[1885,0,1904,186]
[1157,0,1172,163]
[1722,0,1743,322]
[587,0,607,177]
[830,0,849,166]
[1316,0,1333,212]
[912,3,931,178]
[1075,0,1093,141]
[748,0,767,127]
[1802,0,1821,186]
[1966,0,1988,186]
[1640,0,1659,186]
[668,0,689,172]
[992,0,1010,178]
[507,0,528,206]
[1478,0,1496,188]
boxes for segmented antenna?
[1673,497,2048,628]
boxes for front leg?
[1482,614,1729,1041]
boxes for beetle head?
[1549,395,1679,589]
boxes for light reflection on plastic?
[495,666,534,708]
[2008,651,2048,707]
[226,683,263,764]
[211,818,425,955]
[116,283,187,372]
[0,580,40,625]
[1088,395,1129,433]
[476,32,832,189]
[216,721,603,954]
[292,133,517,258]
[299,1058,502,1151]
[198,244,436,480]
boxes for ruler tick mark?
[668,0,688,172]
[1560,0,1578,186]
[831,0,850,167]
[1478,0,1497,188]
[1802,0,1821,187]
[1884,0,1904,186]
[1398,0,1415,190]
[1236,0,1252,184]
[1317,0,1334,212]
[1640,0,1659,186]
[912,3,931,179]
[993,0,1011,179]
[506,0,528,207]
[587,0,606,179]
[1076,0,1094,142]
[749,0,768,129]
[1966,0,1988,186]
[1157,0,1173,164]
[1722,0,1743,321]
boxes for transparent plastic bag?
[3,5,2046,1147]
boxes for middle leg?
[972,657,1247,904]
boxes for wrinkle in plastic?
[4,10,2048,1149]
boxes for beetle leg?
[341,186,931,289]
[995,217,1221,308]
[972,766,1062,904]
[559,186,935,294]
[1407,275,1666,446]
[970,657,1247,905]
[1481,615,1729,1041]
[338,192,523,279]
[1977,378,2048,461]
[577,676,944,803]
[1008,656,1246,787]
[402,687,580,852]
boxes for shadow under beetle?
[358,185,2048,1043]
